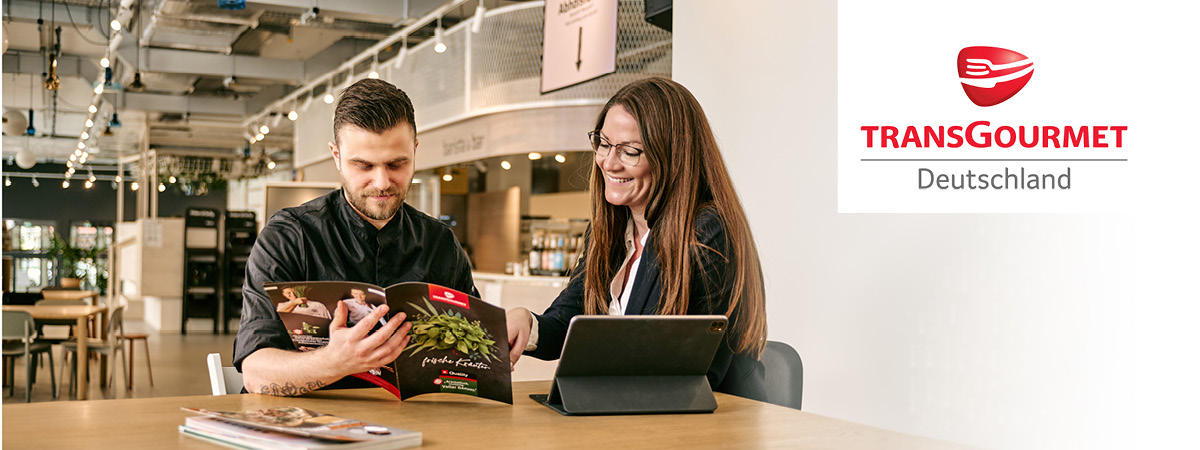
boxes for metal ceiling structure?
[2,0,527,166]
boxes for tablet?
[531,315,727,415]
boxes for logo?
[957,46,1034,107]
[428,285,469,309]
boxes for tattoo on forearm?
[258,380,327,396]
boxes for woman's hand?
[505,307,532,370]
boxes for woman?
[506,77,768,400]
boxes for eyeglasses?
[588,131,643,166]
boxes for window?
[4,219,57,292]
[69,221,112,292]
[5,219,55,252]
[70,221,113,249]
[13,257,55,293]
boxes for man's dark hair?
[333,79,416,145]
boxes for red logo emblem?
[428,285,470,309]
[957,46,1034,107]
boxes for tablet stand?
[539,375,717,415]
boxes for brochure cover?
[266,281,513,404]
[180,406,421,450]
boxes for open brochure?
[266,281,513,404]
[180,406,421,450]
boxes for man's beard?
[343,183,406,222]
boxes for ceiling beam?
[3,52,101,81]
[115,92,246,116]
[3,0,107,25]
[115,46,305,82]
[246,0,417,24]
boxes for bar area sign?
[541,0,618,93]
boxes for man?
[341,288,383,326]
[276,287,332,320]
[234,79,479,396]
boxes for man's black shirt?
[233,188,478,389]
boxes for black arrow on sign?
[576,26,582,71]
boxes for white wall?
[672,1,1200,449]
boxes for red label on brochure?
[427,285,469,309]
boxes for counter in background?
[472,272,567,382]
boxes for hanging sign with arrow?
[541,0,618,94]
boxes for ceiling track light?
[434,18,447,53]
[240,1,474,135]
[288,109,298,121]
[301,93,314,112]
[471,2,487,34]
[88,105,98,114]
[260,124,270,134]
[393,37,409,70]
[100,56,110,68]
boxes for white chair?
[206,353,243,395]
[61,305,128,395]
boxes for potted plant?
[49,233,103,289]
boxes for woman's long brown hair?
[582,77,767,357]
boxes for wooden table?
[39,290,101,306]
[2,304,108,400]
[1,381,971,449]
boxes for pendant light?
[127,8,146,93]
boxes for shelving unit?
[524,217,588,277]
[222,211,257,334]
[182,208,221,334]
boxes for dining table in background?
[2,304,109,400]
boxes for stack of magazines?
[179,406,422,450]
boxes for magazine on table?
[267,281,513,404]
[179,406,421,450]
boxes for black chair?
[761,340,803,409]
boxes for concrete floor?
[2,320,237,404]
